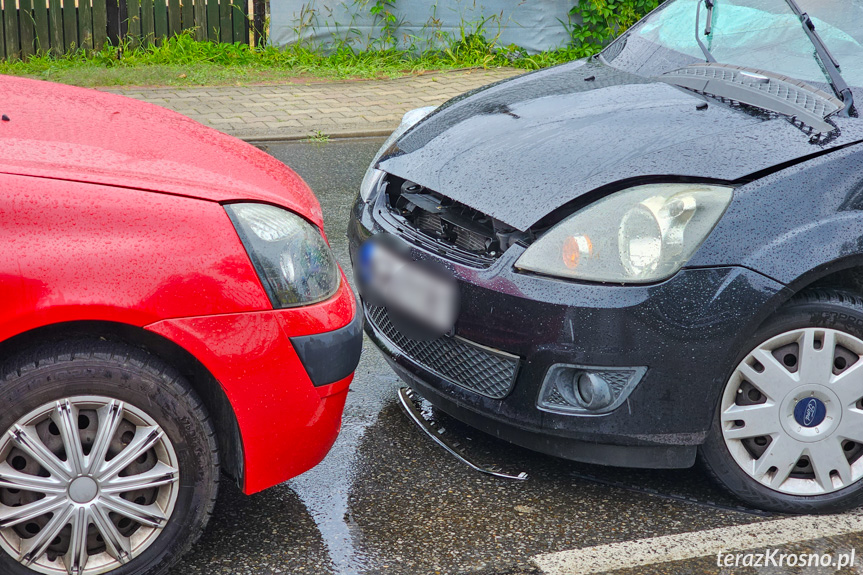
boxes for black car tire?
[701,288,863,514]
[0,340,219,575]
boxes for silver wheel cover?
[722,328,863,496]
[0,396,180,574]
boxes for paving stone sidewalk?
[99,68,523,141]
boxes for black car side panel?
[689,143,863,285]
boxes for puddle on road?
[288,340,400,575]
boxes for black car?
[348,0,863,513]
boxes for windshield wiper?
[704,0,715,35]
[694,0,717,63]
[782,0,854,115]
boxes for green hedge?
[569,0,661,54]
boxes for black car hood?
[380,60,863,231]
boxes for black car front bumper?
[348,197,789,469]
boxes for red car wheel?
[0,340,219,575]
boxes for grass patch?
[0,32,593,88]
[306,129,331,143]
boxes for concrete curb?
[239,128,395,143]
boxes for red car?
[0,76,361,575]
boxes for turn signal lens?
[562,235,592,269]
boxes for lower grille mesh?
[365,304,519,399]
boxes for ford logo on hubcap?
[794,397,827,428]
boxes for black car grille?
[378,175,504,269]
[414,211,489,254]
[365,304,519,399]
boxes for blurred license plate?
[359,238,458,336]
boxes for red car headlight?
[226,203,340,308]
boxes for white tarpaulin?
[269,0,574,53]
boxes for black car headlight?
[226,203,340,308]
[515,184,733,283]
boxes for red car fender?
[0,174,272,341]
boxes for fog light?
[537,364,647,415]
[577,373,613,410]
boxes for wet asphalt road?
[165,138,862,575]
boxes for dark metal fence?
[0,0,265,59]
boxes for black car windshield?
[603,0,863,90]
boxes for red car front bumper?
[146,278,359,494]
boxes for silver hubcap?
[722,328,863,496]
[0,397,180,575]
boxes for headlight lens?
[515,184,733,283]
[359,106,437,202]
[226,203,340,308]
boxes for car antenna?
[695,0,717,63]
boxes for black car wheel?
[702,289,863,513]
[0,340,219,575]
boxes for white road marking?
[532,512,863,574]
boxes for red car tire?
[0,339,219,575]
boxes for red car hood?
[0,76,323,227]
